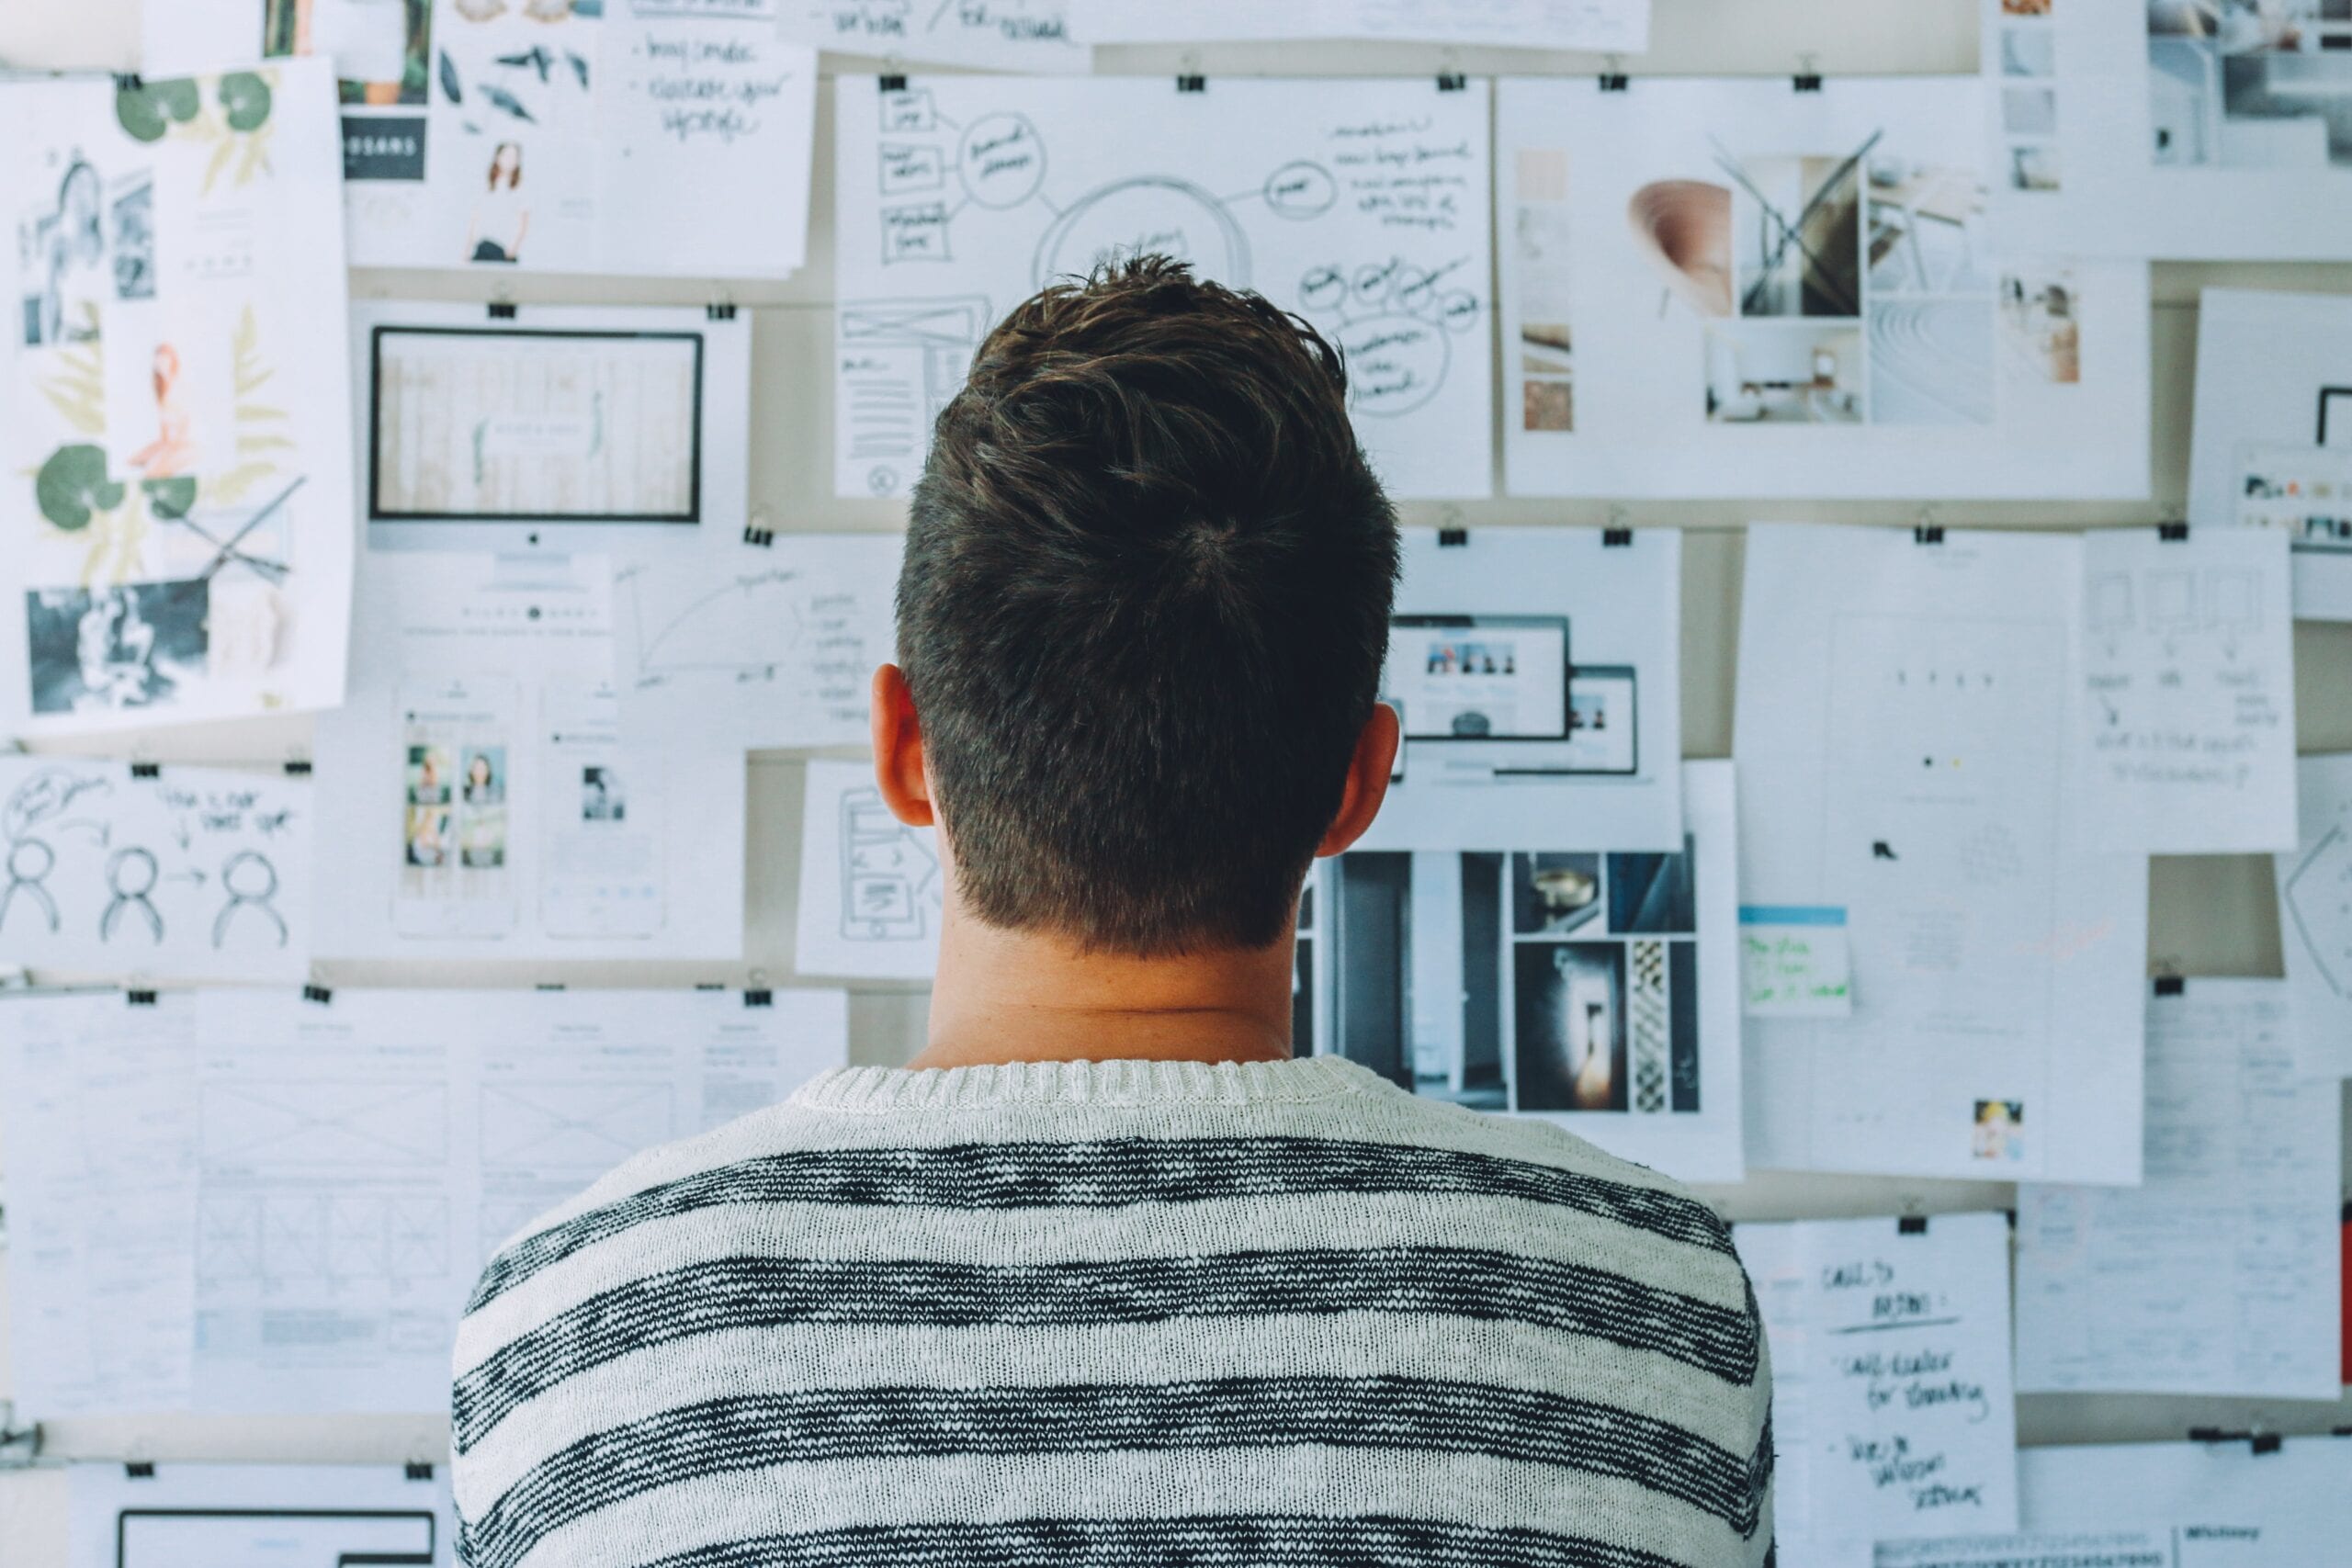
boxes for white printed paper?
[2017,980,2343,1401]
[352,300,752,550]
[2077,527,2298,853]
[0,62,357,736]
[1736,524,2148,1183]
[2278,751,2352,1081]
[1317,761,1743,1182]
[1882,1433,2352,1567]
[1736,1213,2019,1558]
[1984,0,2352,262]
[795,756,943,980]
[616,531,899,750]
[2,986,847,1415]
[1739,906,1853,1019]
[0,991,198,1418]
[1070,0,1650,51]
[1361,527,1681,852]
[312,550,745,962]
[832,74,1494,501]
[69,1461,457,1568]
[2188,288,2352,620]
[0,759,311,983]
[1496,76,2150,500]
[781,1,1086,71]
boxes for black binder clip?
[742,525,775,547]
[744,989,775,1008]
[1913,525,1945,545]
[1599,70,1629,92]
[1793,72,1824,92]
[125,1461,156,1479]
[405,1461,435,1481]
[1437,72,1467,92]
[2154,975,2185,997]
[130,761,162,779]
[1437,526,1469,547]
[878,73,908,92]
[1896,1214,1928,1235]
[303,984,334,1006]
[284,759,313,776]
[1602,527,1634,547]
[487,301,517,321]
[1177,74,1206,93]
[127,990,158,1007]
[707,302,737,321]
[2157,521,2189,541]
[114,73,144,93]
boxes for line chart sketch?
[614,531,899,750]
[0,756,311,981]
[834,75,1494,500]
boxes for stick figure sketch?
[215,850,290,948]
[102,845,165,942]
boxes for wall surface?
[3,0,2350,1558]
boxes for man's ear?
[1316,701,1399,858]
[870,663,935,828]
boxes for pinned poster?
[2076,525,2297,853]
[780,1,1086,71]
[2278,752,2352,1081]
[68,1461,458,1567]
[0,62,356,735]
[1737,1213,2019,1561]
[1738,906,1853,1019]
[832,74,1494,500]
[795,757,943,981]
[2188,288,2352,620]
[1736,524,2147,1184]
[1495,75,2149,500]
[2017,979,2342,1402]
[1358,527,1682,852]
[0,758,311,984]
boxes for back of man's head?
[899,256,1399,956]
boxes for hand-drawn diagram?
[198,1193,449,1285]
[835,76,1495,499]
[0,759,311,980]
[199,1080,449,1168]
[2283,779,2352,1007]
[796,759,944,978]
[480,1081,674,1168]
[841,784,941,942]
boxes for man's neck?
[908,904,1296,1070]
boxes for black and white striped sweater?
[453,1055,1774,1568]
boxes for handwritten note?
[1737,1213,2018,1556]
[597,4,817,274]
[1740,905,1854,1017]
[781,1,1087,71]
[2078,527,2298,853]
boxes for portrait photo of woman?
[467,141,529,264]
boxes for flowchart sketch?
[0,758,312,984]
[615,531,899,750]
[2279,751,2352,1080]
[1497,75,2148,500]
[782,1,1086,71]
[796,757,944,979]
[2076,526,2297,853]
[834,75,1495,500]
[0,62,358,735]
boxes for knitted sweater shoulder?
[452,1055,1774,1568]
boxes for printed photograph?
[1511,852,1602,936]
[1869,300,1996,424]
[1864,161,1990,297]
[2000,267,2082,384]
[581,763,626,821]
[2004,84,2060,137]
[17,156,108,347]
[2151,0,2352,168]
[1514,941,1628,1112]
[404,801,451,868]
[1973,1098,2027,1161]
[1702,321,1865,423]
[264,0,433,105]
[1732,153,1863,317]
[1516,147,1576,431]
[406,742,454,806]
[1607,839,1698,933]
[25,580,209,716]
[461,745,505,806]
[2001,27,2059,76]
[2007,142,2063,191]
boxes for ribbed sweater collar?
[792,1055,1382,1112]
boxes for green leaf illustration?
[142,475,198,520]
[155,77,201,122]
[36,445,125,531]
[220,72,273,132]
[115,85,167,141]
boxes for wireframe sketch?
[198,1192,448,1284]
[841,784,941,941]
[199,1079,449,1168]
[836,77,1494,498]
[2150,0,2352,169]
[481,1081,674,1166]
[2282,796,2352,1000]
[370,325,703,521]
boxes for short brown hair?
[898,256,1398,954]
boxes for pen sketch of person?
[130,344,195,476]
[468,141,528,265]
